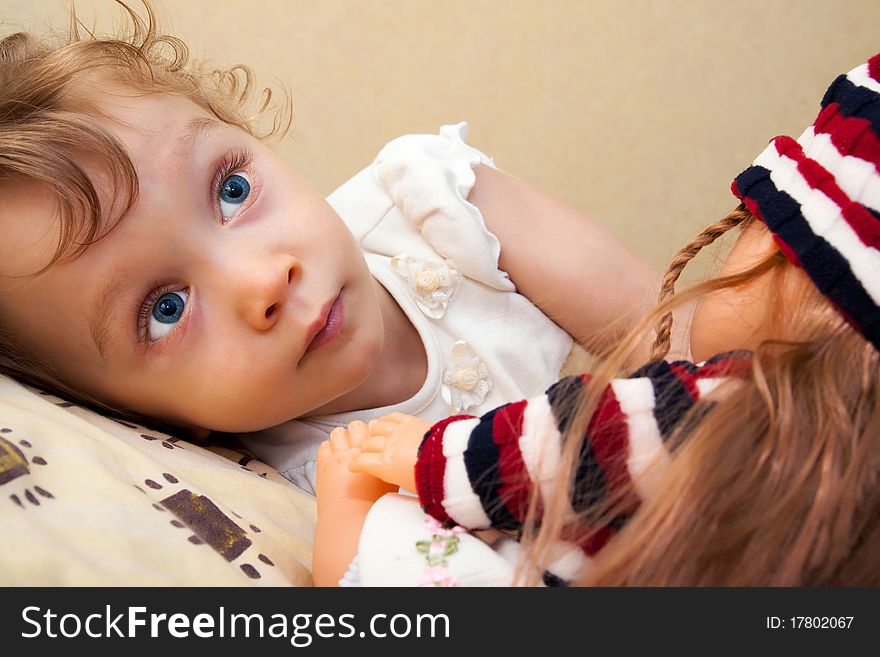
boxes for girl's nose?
[237,255,298,331]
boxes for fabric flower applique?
[391,253,461,319]
[441,340,493,414]
[415,516,466,587]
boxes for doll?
[314,52,880,587]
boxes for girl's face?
[0,92,384,432]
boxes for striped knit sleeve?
[414,351,751,549]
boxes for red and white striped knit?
[733,52,880,349]
[414,351,752,559]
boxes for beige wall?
[3,0,878,278]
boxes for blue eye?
[148,290,188,341]
[219,172,251,220]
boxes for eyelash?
[135,147,254,345]
[137,282,188,346]
[213,147,254,223]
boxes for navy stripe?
[609,510,633,531]
[631,360,694,441]
[462,407,520,530]
[736,165,880,347]
[705,350,751,365]
[570,425,608,513]
[546,375,585,434]
[820,75,880,140]
[546,376,610,514]
[542,571,569,587]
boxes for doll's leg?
[312,421,398,587]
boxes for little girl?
[314,53,880,586]
[0,2,658,494]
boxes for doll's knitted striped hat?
[732,53,880,349]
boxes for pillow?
[0,374,315,586]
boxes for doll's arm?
[312,422,398,587]
[348,412,432,492]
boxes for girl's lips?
[304,292,344,355]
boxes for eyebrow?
[87,117,224,359]
[88,272,130,360]
[174,116,225,171]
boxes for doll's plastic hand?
[348,412,431,492]
[316,421,398,514]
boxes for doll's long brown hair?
[520,207,880,585]
[0,1,290,415]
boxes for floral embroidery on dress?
[441,340,493,413]
[415,516,466,587]
[390,253,461,319]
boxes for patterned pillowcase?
[0,375,315,586]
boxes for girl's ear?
[186,426,211,441]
